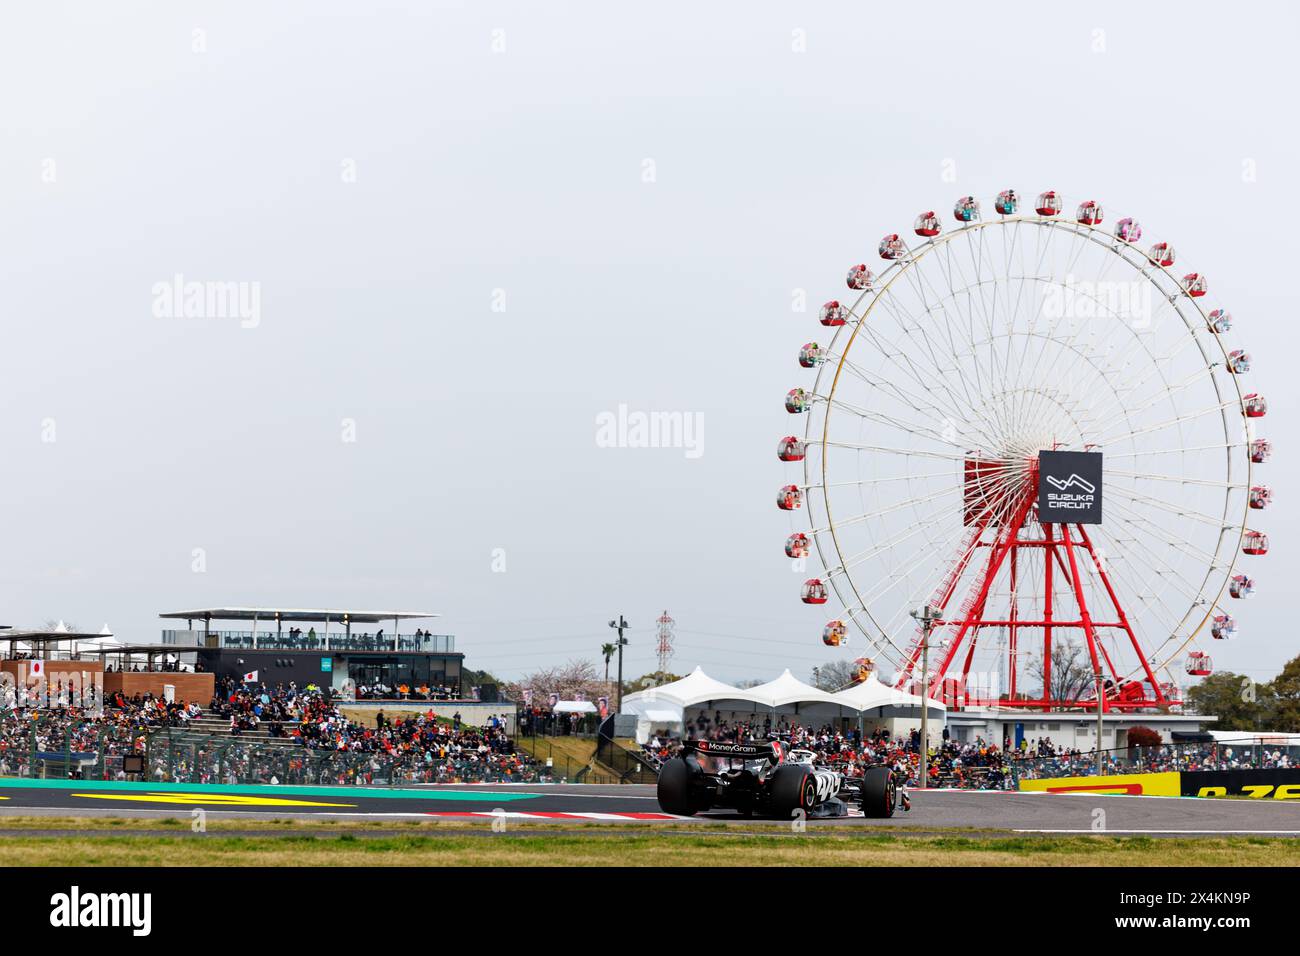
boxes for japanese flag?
[29,660,43,677]
[242,670,258,683]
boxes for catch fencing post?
[910,604,944,791]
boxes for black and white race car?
[655,739,897,819]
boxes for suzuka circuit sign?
[1037,450,1103,524]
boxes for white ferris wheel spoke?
[823,348,1005,448]
[1102,495,1232,577]
[1086,364,1216,442]
[822,497,973,581]
[1087,520,1223,672]
[1104,469,1245,490]
[821,396,982,452]
[1104,483,1236,530]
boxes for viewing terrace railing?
[161,629,455,653]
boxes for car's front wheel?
[860,765,896,819]
[769,763,816,819]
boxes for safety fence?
[595,735,658,784]
[0,712,144,780]
[517,713,602,738]
[0,714,552,786]
[146,732,550,786]
[515,734,608,783]
[1008,739,1300,783]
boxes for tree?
[503,659,606,706]
[626,671,682,693]
[1028,639,1096,704]
[811,660,860,691]
[1184,671,1276,731]
[1270,654,1300,732]
[1127,725,1162,749]
[600,643,616,682]
[461,666,504,690]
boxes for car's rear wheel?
[769,764,816,819]
[860,765,896,819]
[656,756,706,815]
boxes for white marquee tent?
[639,667,752,708]
[621,666,945,741]
[748,669,840,709]
[620,667,763,726]
[832,672,946,719]
[552,700,598,714]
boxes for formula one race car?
[655,739,898,819]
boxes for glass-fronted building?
[159,606,465,699]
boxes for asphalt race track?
[0,778,1298,835]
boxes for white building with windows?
[944,707,1215,751]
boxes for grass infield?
[0,818,1295,866]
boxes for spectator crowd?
[8,679,1295,791]
[0,675,546,785]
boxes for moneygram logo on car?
[694,741,766,756]
[1038,450,1103,524]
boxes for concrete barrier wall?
[104,672,214,703]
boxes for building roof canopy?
[159,607,439,625]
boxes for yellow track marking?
[73,792,355,808]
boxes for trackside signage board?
[1181,768,1300,799]
[1037,450,1103,524]
[1018,772,1180,796]
[1019,768,1300,800]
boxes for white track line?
[1015,829,1300,835]
[393,790,660,801]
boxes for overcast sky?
[1,1,1295,687]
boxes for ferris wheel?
[777,189,1271,712]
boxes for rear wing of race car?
[681,740,781,761]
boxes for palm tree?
[601,643,616,682]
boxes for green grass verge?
[0,829,1294,866]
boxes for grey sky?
[1,1,1294,686]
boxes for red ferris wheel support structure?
[891,457,1171,713]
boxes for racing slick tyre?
[768,763,817,820]
[860,765,896,819]
[656,756,706,816]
